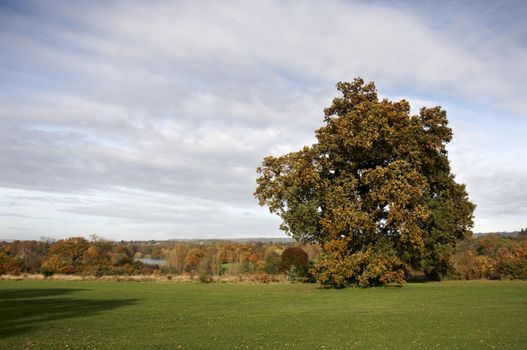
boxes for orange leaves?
[183,248,205,272]
[255,77,475,286]
[313,242,407,288]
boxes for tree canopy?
[255,78,475,287]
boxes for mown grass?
[0,280,526,349]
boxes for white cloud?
[0,0,526,238]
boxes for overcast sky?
[1,0,526,241]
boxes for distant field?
[1,280,526,349]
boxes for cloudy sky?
[1,0,526,241]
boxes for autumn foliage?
[450,234,527,280]
[0,237,307,279]
[280,247,309,276]
[255,78,476,287]
[0,234,526,283]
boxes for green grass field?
[1,280,526,349]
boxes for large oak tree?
[255,78,475,287]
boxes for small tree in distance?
[255,78,475,287]
[280,247,309,277]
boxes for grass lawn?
[0,280,526,349]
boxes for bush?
[41,267,55,277]
[264,251,281,274]
[286,266,299,283]
[4,258,23,275]
[280,247,309,277]
[495,242,527,279]
[252,273,271,284]
[450,250,495,279]
[198,272,213,283]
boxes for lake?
[135,258,168,266]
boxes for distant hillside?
[473,231,520,238]
[166,237,295,243]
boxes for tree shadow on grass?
[0,288,139,338]
[0,288,87,300]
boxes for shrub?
[450,250,495,279]
[286,266,299,283]
[198,271,213,283]
[4,258,23,275]
[495,242,527,279]
[251,273,271,284]
[264,251,281,274]
[41,267,55,277]
[280,247,308,277]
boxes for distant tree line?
[449,233,527,280]
[0,234,525,282]
[0,237,318,281]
